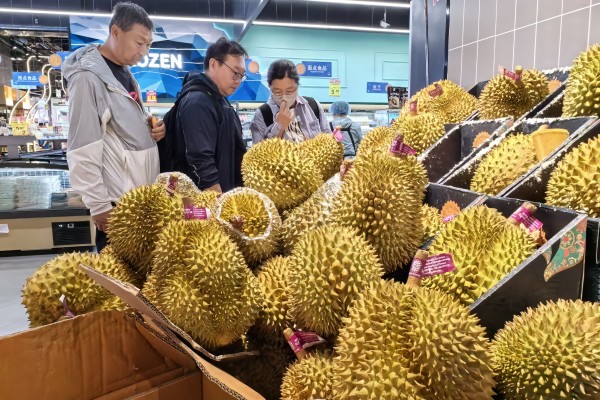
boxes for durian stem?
[406,249,429,288]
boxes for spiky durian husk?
[242,138,323,210]
[281,351,335,400]
[422,206,536,306]
[217,189,282,267]
[470,133,538,195]
[331,281,424,399]
[479,69,549,120]
[329,152,427,272]
[422,204,443,241]
[403,80,478,124]
[300,133,344,181]
[288,225,384,336]
[546,136,600,218]
[99,245,145,287]
[355,126,397,158]
[146,220,261,350]
[191,190,220,216]
[280,174,343,255]
[563,44,600,117]
[21,252,137,327]
[492,299,600,399]
[107,184,184,275]
[407,289,496,399]
[391,112,446,154]
[154,172,200,197]
[252,257,294,342]
[222,340,296,400]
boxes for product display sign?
[367,82,388,93]
[146,90,157,103]
[329,78,341,97]
[300,61,333,77]
[12,72,42,89]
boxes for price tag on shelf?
[0,224,9,234]
[329,78,341,97]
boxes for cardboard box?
[0,311,265,400]
[534,90,565,119]
[502,120,600,302]
[465,196,586,337]
[80,265,260,363]
[439,117,598,194]
[419,118,512,182]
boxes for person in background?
[330,100,362,158]
[174,37,248,193]
[251,59,331,144]
[64,2,165,253]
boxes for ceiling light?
[253,20,408,33]
[0,7,246,24]
[305,0,411,8]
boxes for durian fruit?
[479,67,549,120]
[422,205,536,305]
[154,171,199,197]
[440,200,461,220]
[563,44,600,117]
[280,174,343,255]
[356,126,396,157]
[146,219,261,350]
[217,188,282,267]
[328,150,427,272]
[281,351,335,400]
[421,204,443,241]
[473,131,491,149]
[21,252,138,327]
[223,340,296,400]
[492,299,600,399]
[107,184,183,275]
[331,281,424,399]
[242,138,323,210]
[546,136,600,217]
[288,225,384,337]
[190,190,220,215]
[99,245,144,287]
[407,288,496,399]
[391,112,446,154]
[403,80,478,124]
[252,257,294,342]
[299,133,344,181]
[470,133,538,195]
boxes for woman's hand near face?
[275,100,293,137]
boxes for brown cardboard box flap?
[80,264,259,362]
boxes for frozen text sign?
[137,53,183,70]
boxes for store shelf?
[0,207,89,220]
[0,136,36,158]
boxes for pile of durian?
[20,127,600,399]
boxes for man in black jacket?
[175,38,248,193]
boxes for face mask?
[274,93,297,107]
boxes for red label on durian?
[500,67,521,81]
[166,175,178,196]
[409,258,425,278]
[390,139,417,156]
[184,204,211,220]
[510,206,544,233]
[428,83,444,97]
[422,254,456,277]
[443,214,457,223]
[287,331,326,354]
[333,126,344,142]
[409,100,418,114]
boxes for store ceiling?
[1,0,410,71]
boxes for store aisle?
[0,255,53,336]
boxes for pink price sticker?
[409,100,418,113]
[421,253,456,278]
[287,331,326,353]
[333,128,344,142]
[443,214,457,223]
[184,205,211,220]
[390,140,417,156]
[409,258,425,279]
[501,68,521,81]
[428,83,444,97]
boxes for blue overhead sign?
[12,72,42,89]
[301,61,332,77]
[367,82,388,93]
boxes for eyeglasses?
[217,59,247,82]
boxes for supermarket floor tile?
[0,254,53,337]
